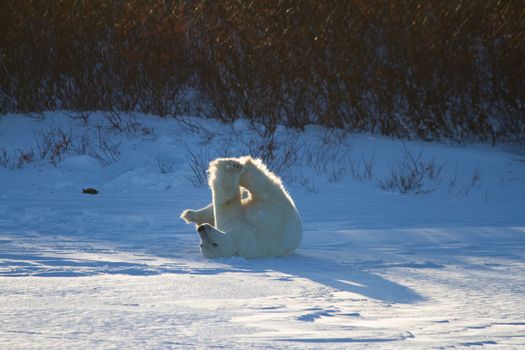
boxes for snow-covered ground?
[1,112,524,349]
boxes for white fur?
[181,156,303,259]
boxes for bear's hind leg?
[208,158,245,207]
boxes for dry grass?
[1,1,523,142]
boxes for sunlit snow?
[1,112,524,349]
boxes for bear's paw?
[215,158,244,172]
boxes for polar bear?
[181,156,302,259]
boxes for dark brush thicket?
[1,1,524,142]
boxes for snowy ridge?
[1,112,525,349]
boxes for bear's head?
[197,223,239,258]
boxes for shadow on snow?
[0,251,424,304]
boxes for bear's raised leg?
[238,156,281,201]
[208,158,245,228]
[180,203,214,225]
[208,159,245,202]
